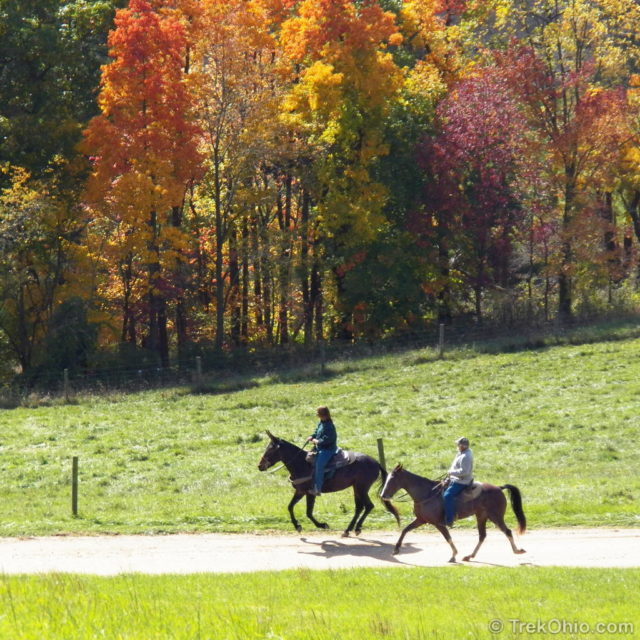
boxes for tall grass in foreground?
[0,567,637,639]
[1,332,639,535]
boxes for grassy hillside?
[1,334,638,536]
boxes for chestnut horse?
[258,431,400,537]
[380,464,527,562]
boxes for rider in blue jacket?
[307,406,338,496]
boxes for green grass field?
[1,329,639,536]
[0,568,637,639]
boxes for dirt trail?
[0,528,637,575]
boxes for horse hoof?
[319,523,329,530]
[354,529,361,536]
[341,531,350,538]
[516,548,526,554]
[462,555,472,562]
[393,548,400,556]
[295,525,302,533]
[448,557,457,563]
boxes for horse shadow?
[298,536,422,564]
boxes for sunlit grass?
[1,333,639,536]
[0,568,637,639]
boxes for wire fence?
[4,312,640,403]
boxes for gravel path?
[0,528,637,575]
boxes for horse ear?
[393,463,403,472]
[266,430,276,441]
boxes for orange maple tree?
[82,0,203,364]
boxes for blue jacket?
[311,419,338,451]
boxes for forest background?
[3,0,640,386]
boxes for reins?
[264,440,309,476]
[392,473,447,504]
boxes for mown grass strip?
[0,567,637,639]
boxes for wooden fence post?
[438,323,445,359]
[195,356,203,387]
[72,456,79,517]
[377,437,386,472]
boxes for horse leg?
[342,494,364,538]
[433,524,458,563]
[306,494,329,530]
[463,516,487,561]
[288,492,304,533]
[354,493,374,536]
[393,518,424,555]
[491,513,526,555]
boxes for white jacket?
[448,448,474,485]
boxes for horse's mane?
[401,467,439,489]
[277,438,304,454]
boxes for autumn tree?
[82,0,203,366]
[0,166,90,374]
[464,0,632,322]
[176,0,286,349]
[421,67,533,322]
[279,0,404,338]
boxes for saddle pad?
[305,448,357,469]
[456,481,482,503]
[328,448,358,469]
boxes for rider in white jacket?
[443,437,474,526]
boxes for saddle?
[455,481,483,504]
[305,448,357,471]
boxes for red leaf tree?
[83,0,204,364]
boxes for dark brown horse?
[380,464,527,562]
[258,431,400,537]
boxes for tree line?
[2,0,640,380]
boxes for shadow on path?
[298,536,421,565]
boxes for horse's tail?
[379,465,401,526]
[500,484,526,535]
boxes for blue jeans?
[443,482,467,525]
[314,449,335,493]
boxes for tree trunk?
[214,153,225,350]
[120,254,136,345]
[251,212,264,330]
[437,213,452,325]
[259,212,274,344]
[241,215,249,344]
[277,173,292,345]
[334,267,353,342]
[229,227,241,346]
[624,190,640,283]
[147,208,169,367]
[557,168,575,325]
[311,260,323,341]
[172,205,189,361]
[300,189,312,346]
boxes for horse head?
[380,463,404,500]
[258,431,282,471]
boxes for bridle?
[262,439,309,474]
